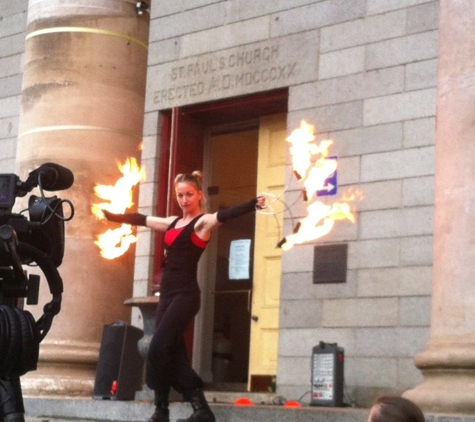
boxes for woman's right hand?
[102,210,121,222]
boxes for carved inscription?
[153,44,298,105]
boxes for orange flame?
[92,157,146,259]
[280,121,360,249]
[280,202,354,251]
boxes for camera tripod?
[0,219,64,422]
[0,376,25,422]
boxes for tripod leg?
[0,376,25,422]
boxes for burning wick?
[285,120,318,181]
[278,202,355,251]
[91,157,146,259]
[278,120,360,250]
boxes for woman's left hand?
[256,195,267,209]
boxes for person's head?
[368,396,425,422]
[174,171,206,213]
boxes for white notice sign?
[228,239,251,280]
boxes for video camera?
[0,163,75,382]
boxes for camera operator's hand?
[44,293,62,316]
[102,210,147,227]
[36,294,62,341]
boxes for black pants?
[146,292,203,395]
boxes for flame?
[92,157,146,259]
[95,225,138,260]
[279,120,360,249]
[280,202,354,251]
[285,120,318,180]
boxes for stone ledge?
[22,397,475,422]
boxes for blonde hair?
[174,171,207,211]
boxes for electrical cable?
[256,181,305,244]
[37,175,75,223]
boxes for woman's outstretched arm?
[194,196,266,239]
[102,210,176,233]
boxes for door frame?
[155,89,288,381]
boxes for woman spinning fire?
[103,171,265,422]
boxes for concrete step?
[23,396,369,422]
[21,394,475,422]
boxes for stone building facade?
[2,0,475,414]
[0,1,26,172]
[138,0,438,407]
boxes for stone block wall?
[0,0,441,408]
[142,0,440,407]
[0,0,27,173]
[280,0,438,406]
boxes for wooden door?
[249,114,286,386]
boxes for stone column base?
[20,342,99,397]
[404,335,475,414]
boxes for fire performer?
[103,171,265,422]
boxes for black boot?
[177,389,215,422]
[148,390,169,422]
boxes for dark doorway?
[207,128,258,388]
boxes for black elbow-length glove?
[216,198,259,223]
[102,210,147,226]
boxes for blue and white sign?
[316,156,338,197]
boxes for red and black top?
[160,214,208,297]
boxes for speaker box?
[93,321,144,400]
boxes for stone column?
[403,1,475,414]
[16,0,149,396]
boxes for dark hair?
[174,171,206,210]
[369,396,425,422]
